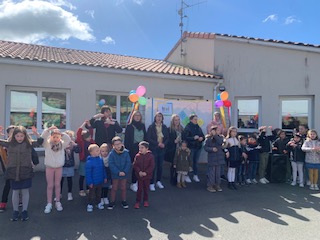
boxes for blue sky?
[0,0,318,60]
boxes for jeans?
[249,162,258,180]
[151,148,165,184]
[190,148,202,175]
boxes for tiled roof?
[0,40,220,79]
[165,31,320,60]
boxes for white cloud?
[116,0,144,5]
[49,0,76,10]
[262,14,278,23]
[102,36,115,45]
[133,0,144,5]
[85,10,95,19]
[0,0,95,44]
[284,16,301,25]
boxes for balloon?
[217,94,221,100]
[220,91,229,101]
[128,93,139,103]
[138,96,147,105]
[129,90,136,94]
[98,99,106,107]
[214,100,223,108]
[136,85,146,97]
[223,100,232,107]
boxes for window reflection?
[281,99,308,130]
[237,99,259,129]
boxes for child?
[107,137,131,210]
[76,121,95,197]
[246,136,261,184]
[85,144,107,212]
[204,126,225,192]
[225,126,242,190]
[0,126,41,221]
[42,126,71,213]
[302,129,320,190]
[100,143,111,206]
[238,135,248,185]
[61,130,79,201]
[133,141,155,209]
[173,141,192,188]
[287,133,305,187]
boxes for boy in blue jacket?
[85,144,107,212]
[107,137,131,210]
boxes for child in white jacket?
[41,126,71,213]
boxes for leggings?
[61,177,73,193]
[227,167,236,182]
[46,167,62,204]
[291,161,303,184]
[12,189,29,211]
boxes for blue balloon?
[129,90,136,94]
[217,94,221,100]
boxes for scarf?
[132,120,144,131]
[51,142,62,152]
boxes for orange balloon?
[129,93,139,103]
[220,91,229,101]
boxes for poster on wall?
[145,98,213,134]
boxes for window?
[96,93,131,128]
[6,87,69,131]
[236,98,260,129]
[280,97,312,130]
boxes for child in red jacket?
[133,141,155,209]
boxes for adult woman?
[124,111,146,192]
[183,114,205,182]
[146,112,169,191]
[166,114,184,184]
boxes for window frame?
[235,97,261,133]
[5,86,70,132]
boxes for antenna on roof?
[178,0,206,58]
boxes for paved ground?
[1,163,320,240]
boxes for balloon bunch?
[214,91,232,128]
[128,85,147,107]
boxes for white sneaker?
[185,176,192,183]
[263,178,269,183]
[259,178,267,184]
[87,204,93,212]
[299,183,304,188]
[149,184,156,191]
[193,175,200,182]
[307,180,311,186]
[44,203,52,214]
[252,179,258,184]
[246,179,252,184]
[103,198,109,205]
[97,203,104,210]
[55,202,63,212]
[310,184,315,190]
[67,193,73,201]
[314,184,319,190]
[130,183,138,192]
[156,181,164,189]
[291,181,297,186]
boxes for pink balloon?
[215,100,223,108]
[136,85,146,97]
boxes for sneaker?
[307,180,311,186]
[44,203,52,214]
[121,201,129,209]
[291,181,297,186]
[252,179,258,184]
[156,181,164,189]
[134,202,140,209]
[67,193,73,201]
[176,182,182,188]
[185,176,192,183]
[10,211,19,221]
[103,198,109,205]
[21,210,29,221]
[181,182,187,188]
[143,201,149,207]
[259,178,267,184]
[263,178,270,183]
[193,175,200,182]
[207,186,216,193]
[87,204,93,212]
[130,183,138,192]
[246,179,252,184]
[310,184,315,190]
[216,186,223,192]
[299,183,304,188]
[97,203,104,210]
[107,202,115,210]
[0,202,7,213]
[149,184,156,192]
[314,184,319,190]
[55,202,63,212]
[79,190,86,197]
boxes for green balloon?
[138,96,147,105]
